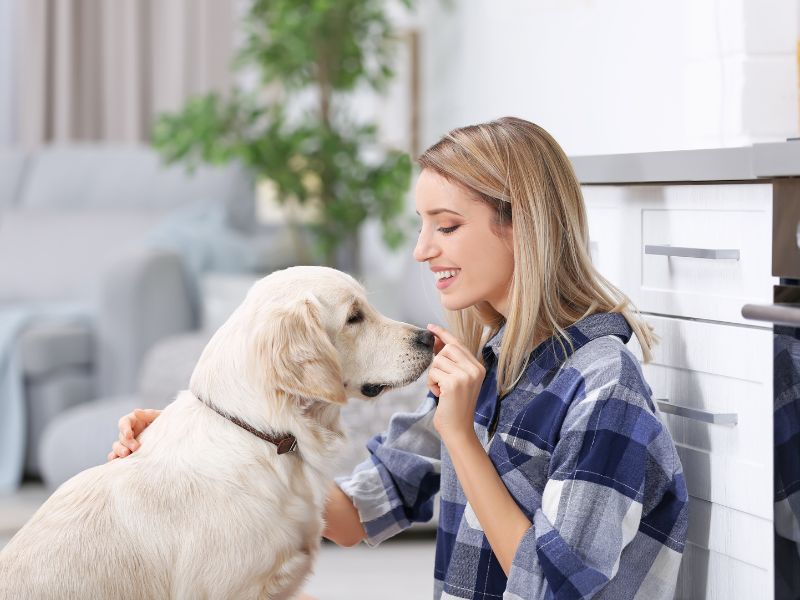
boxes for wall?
[414,0,800,156]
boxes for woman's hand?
[107,408,161,461]
[427,323,485,442]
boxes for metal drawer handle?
[645,245,740,260]
[656,399,738,426]
[742,303,800,327]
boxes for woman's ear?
[254,294,347,405]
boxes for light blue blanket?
[0,304,90,494]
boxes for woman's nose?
[413,230,438,263]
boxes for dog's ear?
[255,294,347,405]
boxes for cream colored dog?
[0,266,435,599]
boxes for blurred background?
[0,1,798,598]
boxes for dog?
[0,266,435,599]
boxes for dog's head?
[202,266,434,407]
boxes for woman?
[110,117,688,599]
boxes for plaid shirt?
[337,312,688,599]
[774,330,800,543]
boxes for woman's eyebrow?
[414,208,464,216]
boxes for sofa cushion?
[38,395,142,489]
[0,209,166,303]
[137,331,210,406]
[19,321,93,377]
[18,145,255,230]
[25,367,95,477]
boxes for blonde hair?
[418,117,656,396]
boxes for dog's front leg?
[261,547,315,600]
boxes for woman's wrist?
[439,426,481,451]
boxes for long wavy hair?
[417,117,655,396]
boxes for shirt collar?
[481,312,633,374]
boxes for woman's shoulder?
[561,333,654,408]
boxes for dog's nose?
[414,329,435,350]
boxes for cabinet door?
[583,183,776,325]
[632,314,772,517]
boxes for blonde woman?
[111,117,688,599]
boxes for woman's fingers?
[432,352,457,373]
[111,408,162,460]
[117,431,139,452]
[132,408,160,435]
[134,408,158,425]
[427,323,459,345]
[428,324,483,367]
[428,366,442,396]
[118,414,134,440]
[111,441,130,458]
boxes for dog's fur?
[0,266,434,599]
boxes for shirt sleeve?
[505,362,685,599]
[336,392,442,546]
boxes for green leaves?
[150,0,415,266]
[239,0,401,93]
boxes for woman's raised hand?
[426,323,485,441]
[106,408,161,461]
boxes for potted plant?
[151,0,414,273]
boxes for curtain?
[0,0,18,145]
[15,0,238,147]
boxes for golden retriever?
[0,266,435,599]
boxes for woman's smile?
[434,268,461,290]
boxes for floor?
[0,482,437,600]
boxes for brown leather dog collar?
[197,396,298,455]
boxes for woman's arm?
[322,483,366,547]
[442,431,531,576]
[426,323,530,574]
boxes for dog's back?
[0,463,171,599]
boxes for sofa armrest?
[19,321,93,378]
[95,248,197,397]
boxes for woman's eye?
[438,225,460,234]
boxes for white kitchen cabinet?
[583,182,776,599]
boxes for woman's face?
[413,168,514,316]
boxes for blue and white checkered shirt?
[337,312,688,599]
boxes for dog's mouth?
[360,370,431,399]
[359,352,434,399]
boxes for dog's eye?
[346,311,364,325]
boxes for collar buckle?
[276,436,298,455]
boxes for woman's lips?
[435,270,460,290]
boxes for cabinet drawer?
[584,183,776,325]
[631,315,773,518]
[676,541,772,600]
[675,495,773,600]
[684,496,773,572]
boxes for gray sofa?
[0,144,297,487]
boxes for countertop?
[570,140,800,184]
